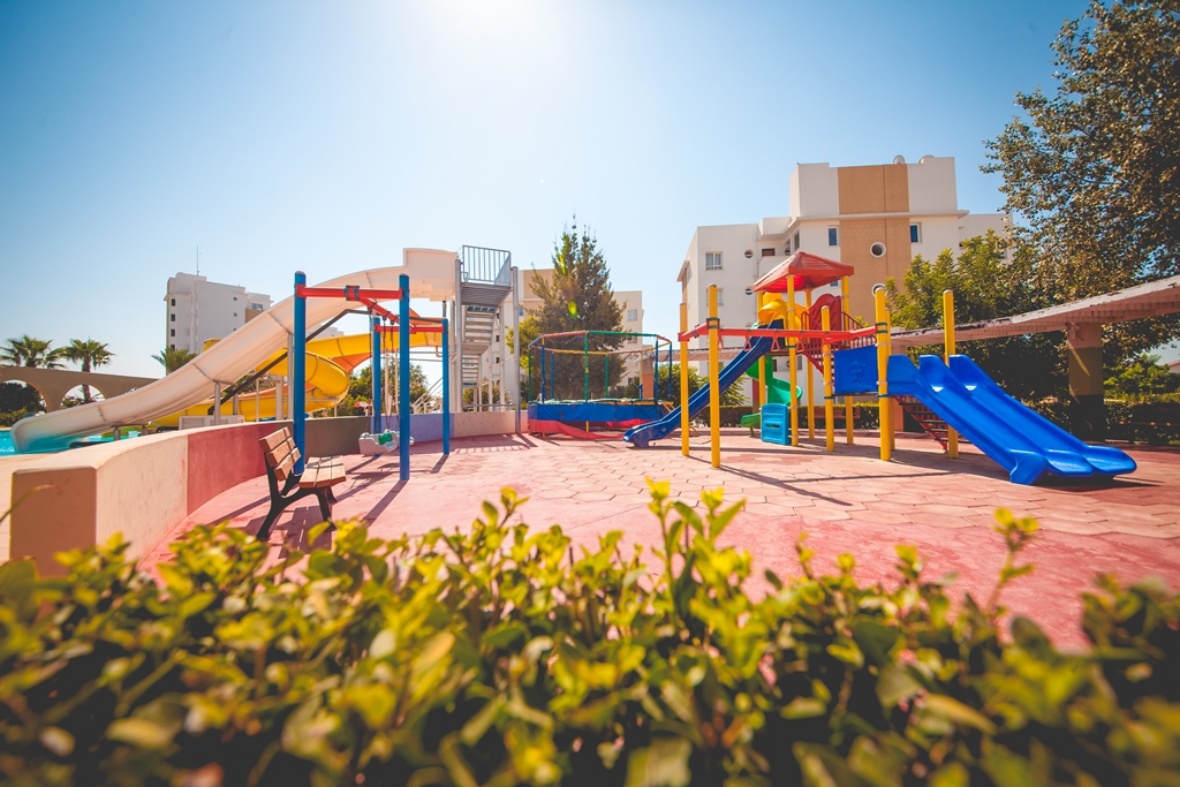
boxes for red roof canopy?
[751,251,855,293]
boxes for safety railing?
[460,246,512,287]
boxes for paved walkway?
[158,429,1180,650]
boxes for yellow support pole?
[943,290,959,458]
[805,289,815,439]
[874,286,892,462]
[680,302,690,457]
[822,305,835,452]
[841,276,854,445]
[787,278,799,447]
[757,291,768,411]
[707,285,721,468]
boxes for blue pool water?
[0,429,140,455]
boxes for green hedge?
[1,488,1177,785]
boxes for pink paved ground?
[155,429,1180,651]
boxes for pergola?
[892,275,1180,439]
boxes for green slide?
[741,361,800,431]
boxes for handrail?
[412,377,443,413]
[460,245,512,287]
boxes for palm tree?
[61,339,115,403]
[0,335,65,368]
[153,347,196,374]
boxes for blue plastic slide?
[887,354,1136,485]
[624,336,774,448]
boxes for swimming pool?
[0,428,141,455]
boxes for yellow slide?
[151,329,442,427]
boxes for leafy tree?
[60,338,114,403]
[1106,353,1180,398]
[983,0,1180,358]
[0,335,64,369]
[344,363,432,413]
[650,362,747,410]
[152,347,196,374]
[886,232,1066,402]
[0,381,44,415]
[521,220,624,400]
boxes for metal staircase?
[456,246,515,409]
[896,394,967,450]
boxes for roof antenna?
[196,245,200,275]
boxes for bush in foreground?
[1,485,1177,785]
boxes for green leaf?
[106,717,179,750]
[851,620,901,666]
[624,737,692,787]
[876,665,921,710]
[928,762,969,787]
[0,559,38,622]
[923,694,997,735]
[783,697,828,719]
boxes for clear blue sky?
[2,0,1100,382]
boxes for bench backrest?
[260,428,302,484]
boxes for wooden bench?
[256,427,347,540]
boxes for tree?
[521,219,625,400]
[651,362,747,411]
[153,347,196,374]
[886,232,1066,402]
[0,381,45,422]
[345,363,432,413]
[0,335,64,369]
[1106,353,1180,397]
[983,0,1180,356]
[60,339,114,403]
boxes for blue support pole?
[398,274,411,481]
[371,314,383,434]
[292,272,307,474]
[442,317,451,455]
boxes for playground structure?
[624,251,1137,486]
[11,247,522,455]
[526,330,674,439]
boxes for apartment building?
[678,155,1009,345]
[517,268,646,386]
[164,273,273,354]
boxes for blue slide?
[624,335,774,448]
[888,354,1136,485]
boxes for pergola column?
[1066,321,1104,440]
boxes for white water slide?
[13,252,458,453]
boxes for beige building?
[678,155,1009,338]
[165,273,272,355]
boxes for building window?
[870,242,887,257]
[626,309,638,321]
[705,252,723,271]
[716,288,724,306]
[169,343,175,351]
[792,232,800,252]
[170,329,175,337]
[170,298,176,306]
[761,248,775,257]
[170,313,175,322]
[827,227,839,246]
[910,223,921,243]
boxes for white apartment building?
[518,268,647,386]
[678,155,1009,346]
[165,273,273,354]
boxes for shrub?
[0,487,1177,785]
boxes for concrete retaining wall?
[3,411,523,574]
